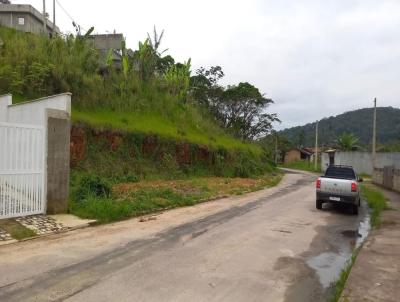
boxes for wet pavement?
[340,187,400,302]
[305,202,369,295]
[281,195,370,301]
[0,171,370,302]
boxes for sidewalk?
[340,188,400,302]
[0,214,96,245]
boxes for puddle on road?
[306,251,349,288]
[306,211,371,289]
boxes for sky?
[13,0,400,130]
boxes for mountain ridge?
[279,106,400,147]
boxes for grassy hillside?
[72,110,261,153]
[0,25,261,155]
[280,107,400,148]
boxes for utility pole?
[42,0,47,34]
[53,0,56,34]
[314,120,319,171]
[275,133,278,165]
[372,98,377,168]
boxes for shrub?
[72,174,112,203]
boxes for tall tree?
[212,82,279,140]
[190,66,224,107]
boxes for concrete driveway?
[0,170,368,302]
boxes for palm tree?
[336,133,360,151]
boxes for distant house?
[284,147,314,164]
[0,3,60,36]
[87,33,126,69]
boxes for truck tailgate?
[320,178,353,195]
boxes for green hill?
[279,107,400,148]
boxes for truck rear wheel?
[352,204,359,215]
[316,200,322,210]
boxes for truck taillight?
[351,182,357,192]
[316,179,321,189]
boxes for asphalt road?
[0,170,368,302]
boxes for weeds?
[361,185,388,228]
[0,220,36,240]
[69,173,283,223]
[330,248,361,302]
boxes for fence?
[373,166,400,193]
[0,122,45,219]
[321,151,400,174]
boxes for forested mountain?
[279,107,400,148]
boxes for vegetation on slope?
[0,26,277,154]
[71,110,260,153]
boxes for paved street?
[0,171,368,302]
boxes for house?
[284,147,314,164]
[87,33,125,69]
[0,2,60,36]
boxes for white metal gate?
[0,122,45,219]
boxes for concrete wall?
[373,167,400,193]
[321,151,400,174]
[0,93,71,214]
[0,93,71,126]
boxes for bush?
[117,172,139,183]
[72,174,112,203]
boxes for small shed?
[284,148,314,164]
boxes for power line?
[55,0,74,22]
[54,0,88,34]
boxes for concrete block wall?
[322,151,400,174]
[373,168,400,193]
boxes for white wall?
[0,93,71,127]
[322,151,400,174]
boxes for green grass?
[0,219,37,240]
[361,185,388,228]
[281,160,321,173]
[358,173,371,180]
[72,109,262,154]
[330,248,361,302]
[69,174,283,223]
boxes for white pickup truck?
[316,165,363,215]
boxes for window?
[18,17,25,25]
